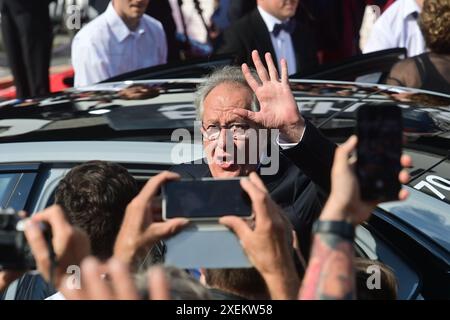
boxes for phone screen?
[356,104,403,202]
[162,179,252,220]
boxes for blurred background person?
[386,0,450,94]
[363,0,426,57]
[169,0,215,59]
[216,0,318,75]
[146,0,181,62]
[227,0,256,23]
[0,0,54,98]
[72,0,167,87]
[305,0,367,64]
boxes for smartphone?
[162,178,252,221]
[356,104,403,202]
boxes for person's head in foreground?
[54,160,138,260]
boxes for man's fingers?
[334,135,358,169]
[24,220,51,279]
[18,210,27,219]
[251,50,269,82]
[341,135,358,154]
[142,218,189,244]
[81,257,113,300]
[280,58,288,84]
[59,275,83,300]
[125,171,180,229]
[148,266,170,300]
[401,154,412,168]
[248,172,268,193]
[399,169,410,184]
[219,216,252,241]
[32,205,71,234]
[291,231,307,269]
[241,63,260,93]
[240,178,271,222]
[232,107,259,123]
[265,52,279,81]
[398,188,409,201]
[108,259,140,300]
[136,171,180,205]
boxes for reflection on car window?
[0,173,16,206]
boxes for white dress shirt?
[45,292,65,300]
[72,2,167,87]
[257,6,297,75]
[363,0,425,57]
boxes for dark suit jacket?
[170,120,336,259]
[216,8,318,74]
[0,0,54,13]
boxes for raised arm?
[299,136,411,299]
[233,50,336,191]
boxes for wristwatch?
[312,220,355,241]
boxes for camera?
[0,208,52,270]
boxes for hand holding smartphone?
[162,178,253,268]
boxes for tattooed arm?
[299,232,355,300]
[299,136,412,300]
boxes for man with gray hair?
[171,50,335,259]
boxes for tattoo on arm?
[299,233,355,300]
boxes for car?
[0,61,449,299]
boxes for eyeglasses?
[201,123,250,141]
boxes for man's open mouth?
[215,155,236,169]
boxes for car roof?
[1,79,449,143]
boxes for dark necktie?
[272,19,296,37]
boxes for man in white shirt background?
[363,0,426,57]
[71,0,167,87]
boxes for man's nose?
[217,128,233,149]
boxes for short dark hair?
[204,268,269,299]
[54,161,138,260]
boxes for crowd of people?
[0,50,413,300]
[2,0,448,302]
[1,0,449,97]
